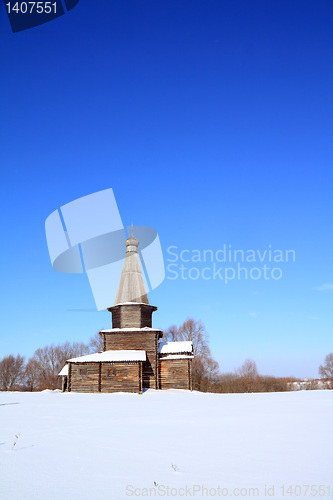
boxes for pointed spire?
[114,228,149,305]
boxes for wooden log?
[68,363,72,392]
[188,359,192,391]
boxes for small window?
[79,368,87,376]
[107,368,117,377]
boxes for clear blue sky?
[1,0,332,378]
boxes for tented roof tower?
[107,229,157,329]
[114,232,149,305]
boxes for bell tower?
[101,228,163,388]
[107,230,157,329]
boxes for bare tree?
[32,345,60,389]
[191,356,206,391]
[165,318,211,355]
[238,359,258,378]
[178,318,211,359]
[0,355,25,391]
[237,359,259,393]
[57,341,90,364]
[24,358,40,392]
[203,356,220,383]
[319,353,333,381]
[88,332,104,353]
[163,325,179,342]
[30,341,90,390]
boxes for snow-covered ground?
[1,390,332,500]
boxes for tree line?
[163,318,333,393]
[0,340,96,391]
[1,318,332,392]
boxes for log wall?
[67,358,192,392]
[69,362,100,393]
[141,307,155,328]
[108,304,157,329]
[68,361,143,393]
[159,359,192,390]
[100,362,142,393]
[112,305,141,328]
[103,331,161,389]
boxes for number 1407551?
[6,2,57,14]
[280,485,331,497]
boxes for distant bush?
[255,376,290,392]
[210,361,302,394]
[216,373,290,393]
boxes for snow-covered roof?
[159,355,194,360]
[158,341,193,354]
[100,327,162,333]
[67,350,146,363]
[58,365,68,376]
